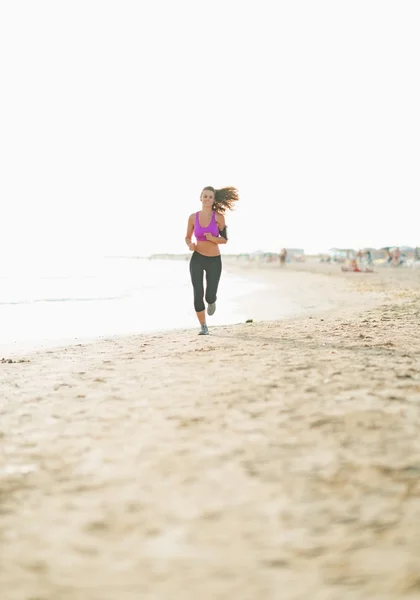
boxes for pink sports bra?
[194,211,219,242]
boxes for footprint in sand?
[195,347,215,353]
[178,417,206,428]
[53,383,73,391]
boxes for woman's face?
[200,189,215,209]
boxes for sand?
[1,264,420,600]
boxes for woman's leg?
[205,255,222,308]
[189,252,206,326]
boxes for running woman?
[185,186,239,335]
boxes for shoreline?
[0,261,400,359]
[1,267,420,599]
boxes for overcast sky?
[1,0,419,259]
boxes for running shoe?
[207,302,216,316]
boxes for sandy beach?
[1,263,420,600]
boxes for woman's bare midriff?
[195,240,221,257]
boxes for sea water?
[0,256,267,349]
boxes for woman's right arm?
[185,214,196,251]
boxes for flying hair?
[202,186,239,214]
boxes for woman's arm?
[215,213,225,232]
[204,233,227,244]
[185,214,196,251]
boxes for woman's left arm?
[205,235,227,244]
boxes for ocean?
[0,256,267,351]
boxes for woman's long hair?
[202,186,239,214]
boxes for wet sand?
[1,265,420,599]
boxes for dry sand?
[1,264,420,600]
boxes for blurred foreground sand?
[1,264,420,600]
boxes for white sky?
[1,0,419,259]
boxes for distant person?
[341,258,373,273]
[279,248,287,266]
[392,247,401,267]
[184,186,239,335]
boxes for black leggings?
[189,252,222,313]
